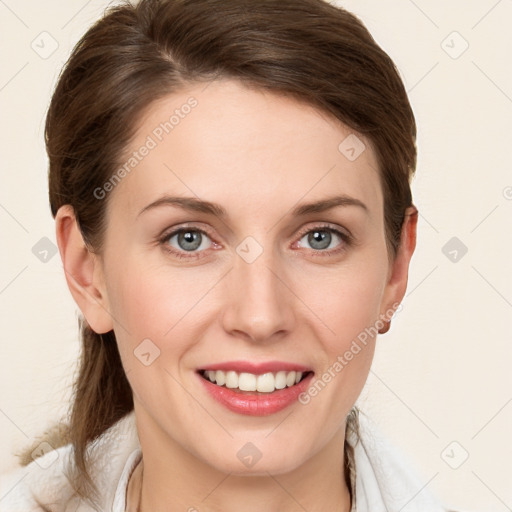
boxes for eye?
[295,224,352,256]
[158,223,353,260]
[159,226,216,259]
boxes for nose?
[221,245,296,344]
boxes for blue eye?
[300,229,339,250]
[159,223,352,260]
[296,225,352,256]
[160,227,215,259]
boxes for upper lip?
[199,360,313,375]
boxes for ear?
[55,205,114,334]
[378,205,418,321]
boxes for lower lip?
[197,372,314,416]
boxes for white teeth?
[215,370,225,386]
[275,371,287,389]
[239,372,257,391]
[202,369,306,393]
[225,370,238,389]
[286,371,296,387]
[256,373,275,393]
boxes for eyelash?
[158,223,353,260]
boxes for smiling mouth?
[198,369,313,394]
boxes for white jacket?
[0,411,452,511]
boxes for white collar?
[0,410,448,511]
[348,412,447,511]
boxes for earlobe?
[55,205,114,334]
[378,205,418,326]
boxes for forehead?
[108,79,383,223]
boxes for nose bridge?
[222,240,294,342]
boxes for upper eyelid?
[161,223,216,241]
[296,223,349,237]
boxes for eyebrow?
[137,194,369,219]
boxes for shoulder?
[0,411,139,512]
[348,411,451,512]
[0,444,76,512]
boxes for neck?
[131,405,352,512]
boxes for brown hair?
[22,0,416,506]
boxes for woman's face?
[89,79,412,474]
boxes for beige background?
[1,1,511,510]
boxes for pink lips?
[197,360,314,416]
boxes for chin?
[203,447,305,476]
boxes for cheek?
[297,277,381,423]
[298,255,386,404]
[109,272,166,338]
[104,255,214,361]
[104,262,196,404]
[302,259,387,347]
